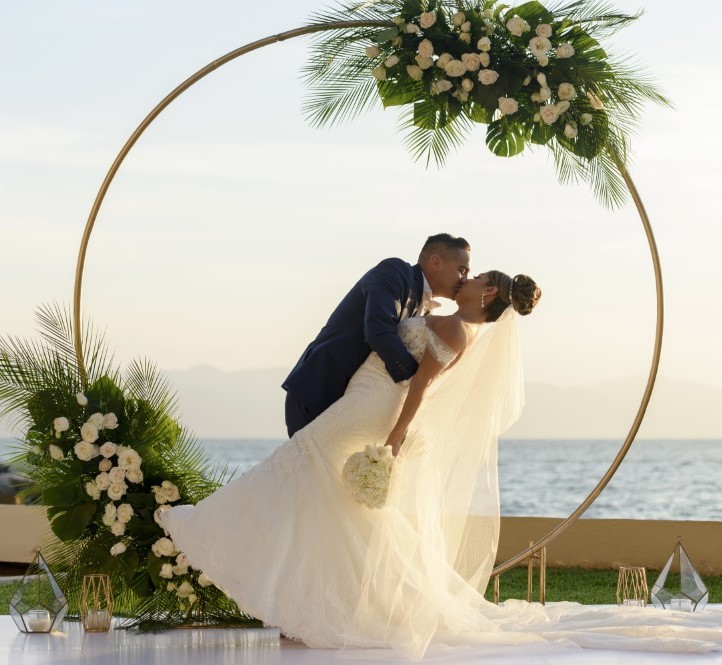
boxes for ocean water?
[1,438,720,521]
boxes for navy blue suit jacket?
[282,259,425,428]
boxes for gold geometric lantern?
[80,574,114,632]
[616,566,649,607]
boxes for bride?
[162,269,541,656]
[162,273,722,658]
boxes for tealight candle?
[85,609,110,631]
[622,598,644,607]
[25,609,52,632]
[670,598,693,612]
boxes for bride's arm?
[384,317,468,456]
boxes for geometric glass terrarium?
[650,540,708,612]
[9,551,68,633]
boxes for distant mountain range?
[2,366,720,439]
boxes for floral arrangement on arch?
[0,305,256,629]
[303,0,670,206]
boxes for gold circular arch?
[72,22,664,578]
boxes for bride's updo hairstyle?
[485,270,541,322]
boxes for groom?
[282,233,471,437]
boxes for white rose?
[478,52,490,67]
[88,413,104,429]
[76,393,88,406]
[453,89,469,103]
[154,505,170,528]
[558,82,577,100]
[537,54,549,67]
[419,12,436,29]
[459,32,471,44]
[116,503,134,524]
[414,54,434,70]
[102,413,119,430]
[536,73,547,87]
[498,97,519,115]
[161,480,181,503]
[384,54,399,68]
[126,468,144,484]
[436,53,453,69]
[406,23,421,34]
[95,472,111,491]
[110,542,126,556]
[556,100,571,113]
[160,563,174,579]
[580,112,594,125]
[460,53,480,72]
[444,59,466,77]
[99,458,112,472]
[452,11,465,27]
[477,36,491,51]
[393,16,405,26]
[417,38,434,58]
[461,78,474,92]
[173,564,189,576]
[53,417,69,433]
[117,446,142,470]
[152,537,178,558]
[556,42,575,58]
[110,520,126,536]
[30,445,42,455]
[49,444,64,461]
[535,23,552,38]
[176,581,194,598]
[523,75,531,86]
[406,63,424,82]
[198,572,213,587]
[74,440,98,462]
[176,553,189,568]
[533,112,541,122]
[529,36,551,58]
[153,486,168,505]
[461,21,471,33]
[85,481,101,500]
[80,423,99,443]
[564,122,578,138]
[365,45,381,58]
[391,36,402,47]
[587,90,604,109]
[540,104,560,124]
[108,466,126,482]
[430,79,453,95]
[107,480,128,501]
[99,441,117,458]
[188,594,197,605]
[482,9,494,19]
[478,69,499,85]
[506,16,530,36]
[166,582,176,591]
[539,86,551,101]
[371,66,386,81]
[103,502,117,526]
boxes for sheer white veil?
[345,307,524,658]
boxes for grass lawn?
[2,568,720,614]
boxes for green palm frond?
[550,1,642,36]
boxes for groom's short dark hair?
[418,233,470,262]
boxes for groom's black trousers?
[284,391,309,439]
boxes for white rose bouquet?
[342,445,394,510]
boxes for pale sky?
[1,1,721,437]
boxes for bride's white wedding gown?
[162,314,722,658]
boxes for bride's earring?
[481,293,485,310]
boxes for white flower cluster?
[365,6,599,133]
[342,445,394,510]
[152,480,181,505]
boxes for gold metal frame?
[71,25,664,578]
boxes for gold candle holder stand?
[81,574,114,632]
[616,566,648,607]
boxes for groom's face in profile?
[434,249,470,299]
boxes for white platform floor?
[3,612,722,665]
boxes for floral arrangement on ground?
[303,0,670,206]
[0,305,259,630]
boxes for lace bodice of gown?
[398,316,457,367]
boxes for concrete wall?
[1,506,720,575]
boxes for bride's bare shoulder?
[427,315,467,353]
